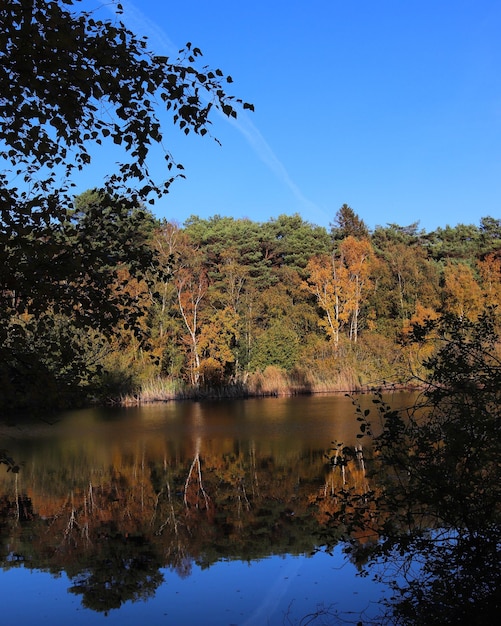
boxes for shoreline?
[118,380,423,407]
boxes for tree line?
[2,193,499,411]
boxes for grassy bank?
[120,363,414,405]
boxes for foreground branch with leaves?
[322,311,501,625]
[0,0,252,410]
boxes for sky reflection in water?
[2,549,386,625]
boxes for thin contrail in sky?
[106,1,330,224]
[226,112,330,224]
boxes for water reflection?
[1,394,391,622]
[3,387,499,624]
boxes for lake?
[0,392,416,625]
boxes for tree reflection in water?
[67,525,165,614]
[321,312,501,625]
[0,438,335,616]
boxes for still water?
[0,393,415,625]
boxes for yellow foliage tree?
[304,254,351,343]
[339,236,374,342]
[478,253,501,308]
[198,306,239,374]
[304,237,374,344]
[443,262,483,321]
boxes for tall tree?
[330,204,369,241]
[173,245,208,386]
[339,236,374,342]
[305,236,374,344]
[148,221,186,377]
[479,216,501,248]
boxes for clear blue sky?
[83,0,501,232]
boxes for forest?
[2,194,500,412]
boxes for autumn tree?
[340,236,374,342]
[170,238,208,386]
[156,223,255,385]
[198,308,239,383]
[304,254,350,344]
[305,236,375,344]
[146,221,184,375]
[442,261,483,321]
[478,253,501,309]
[183,216,266,374]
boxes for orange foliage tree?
[304,236,374,344]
